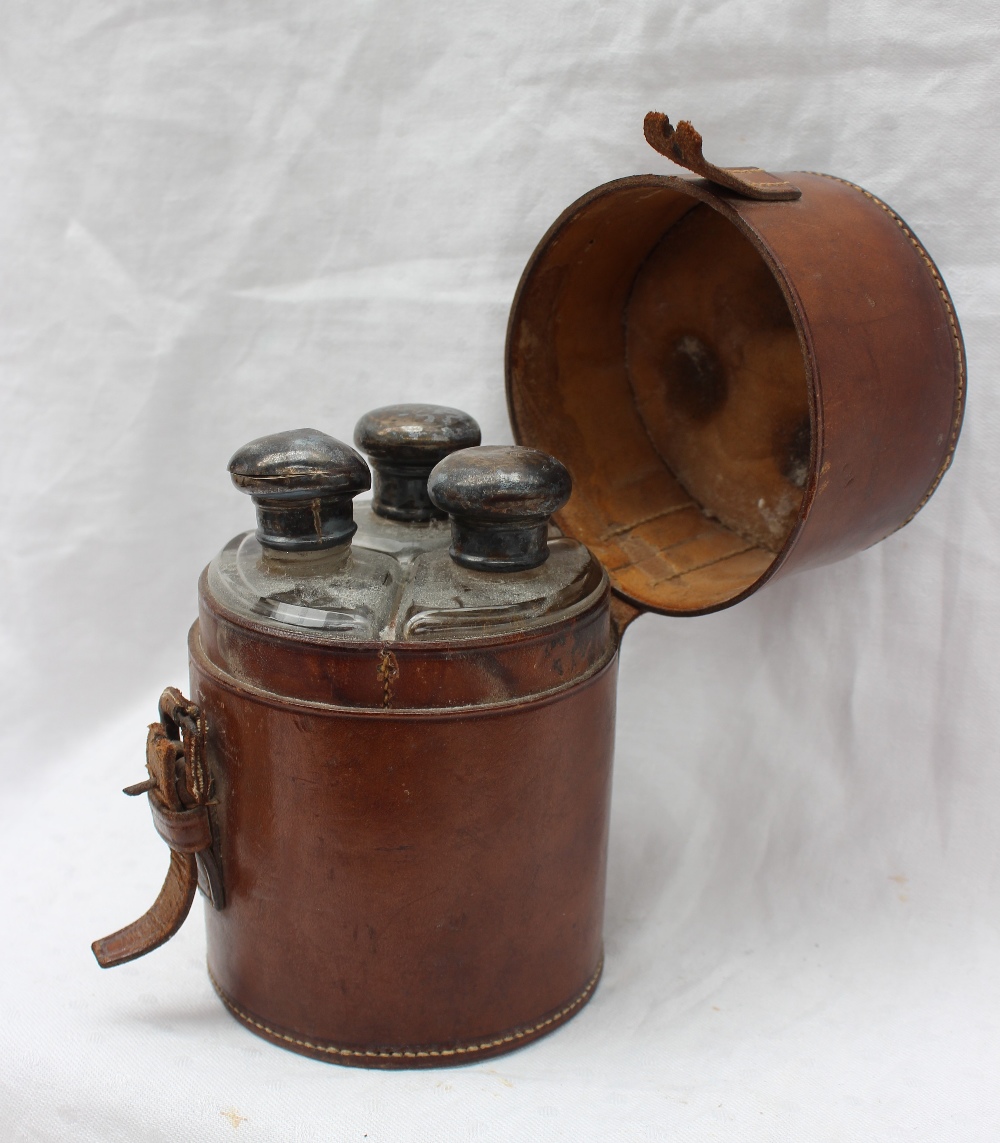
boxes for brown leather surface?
[209,956,604,1068]
[506,171,965,615]
[189,592,618,1064]
[740,172,963,572]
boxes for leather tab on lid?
[643,112,802,201]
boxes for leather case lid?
[505,172,965,616]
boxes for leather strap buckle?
[92,688,224,969]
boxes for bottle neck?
[253,493,357,551]
[260,538,353,575]
[371,461,444,523]
[448,517,550,572]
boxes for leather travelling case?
[93,115,965,1067]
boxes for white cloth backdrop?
[2,1,998,1139]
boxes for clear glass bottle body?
[396,538,605,641]
[352,499,451,562]
[206,532,605,644]
[208,532,402,640]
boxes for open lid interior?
[506,179,813,616]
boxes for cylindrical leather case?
[192,580,616,1066]
[93,114,965,1068]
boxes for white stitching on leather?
[208,957,603,1060]
[806,172,966,525]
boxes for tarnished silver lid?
[228,428,370,551]
[354,404,481,522]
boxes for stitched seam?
[208,956,603,1060]
[191,712,207,802]
[191,628,616,718]
[597,500,698,541]
[376,648,398,709]
[608,542,760,582]
[804,172,965,527]
[647,543,758,586]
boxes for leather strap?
[150,800,213,853]
[643,112,802,201]
[92,690,223,969]
[91,850,199,969]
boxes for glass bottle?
[209,428,402,640]
[396,445,606,641]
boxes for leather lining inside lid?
[506,181,811,615]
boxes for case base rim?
[208,955,604,1069]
